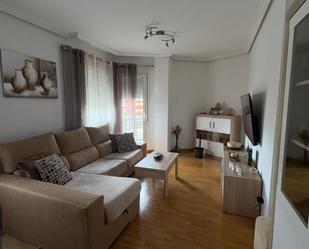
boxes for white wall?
[0,12,114,143]
[247,0,286,217]
[169,55,249,149]
[205,55,249,114]
[169,60,208,149]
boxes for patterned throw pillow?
[34,153,72,185]
[116,133,139,153]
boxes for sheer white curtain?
[85,55,114,129]
[121,74,144,142]
[113,63,147,143]
[120,66,150,143]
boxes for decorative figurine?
[171,125,182,152]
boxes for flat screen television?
[240,94,259,146]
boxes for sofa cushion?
[95,140,113,158]
[76,159,127,176]
[55,128,92,155]
[34,153,72,185]
[86,124,110,145]
[104,149,143,167]
[59,155,71,169]
[65,147,100,171]
[0,133,61,173]
[65,172,141,224]
[55,128,100,171]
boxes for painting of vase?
[40,72,53,95]
[0,49,58,98]
[22,60,38,90]
[11,69,27,93]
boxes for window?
[85,60,151,144]
[84,55,114,129]
[121,72,146,143]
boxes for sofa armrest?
[254,216,272,249]
[137,142,147,158]
[0,174,105,249]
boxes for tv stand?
[221,147,262,218]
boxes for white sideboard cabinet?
[195,114,241,158]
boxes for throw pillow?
[34,153,72,185]
[17,154,45,180]
[116,133,139,153]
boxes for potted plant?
[171,125,182,152]
[194,132,204,158]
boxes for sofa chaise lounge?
[0,124,146,249]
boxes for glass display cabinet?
[281,4,309,225]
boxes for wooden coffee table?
[135,151,179,199]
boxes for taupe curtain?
[113,63,137,133]
[61,45,86,130]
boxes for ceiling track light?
[144,26,175,47]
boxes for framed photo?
[0,49,58,98]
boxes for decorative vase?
[194,147,204,158]
[40,72,53,95]
[11,69,27,93]
[22,60,38,90]
[194,137,204,158]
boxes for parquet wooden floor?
[111,153,255,249]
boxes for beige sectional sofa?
[0,124,146,249]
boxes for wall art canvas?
[0,49,58,98]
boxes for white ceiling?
[0,0,268,61]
